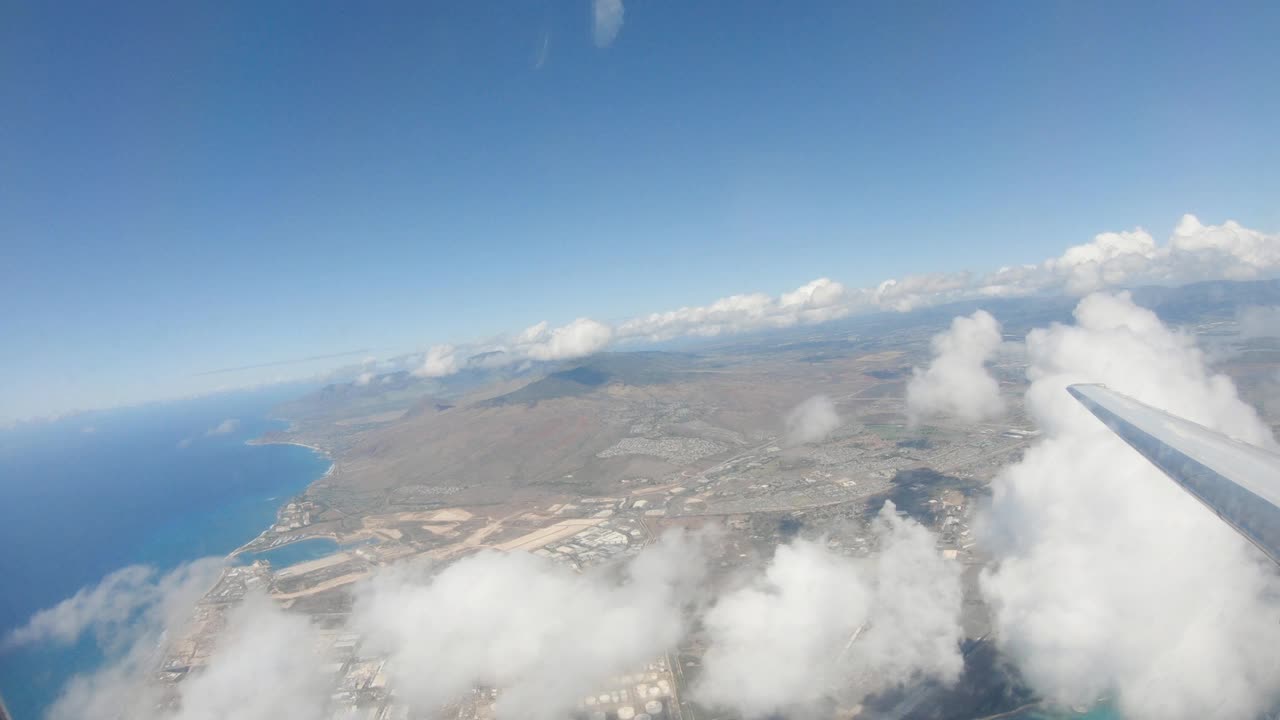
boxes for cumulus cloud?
[23,512,954,720]
[783,395,841,445]
[617,278,849,342]
[49,594,324,720]
[5,560,222,650]
[979,292,1280,720]
[205,418,239,436]
[165,596,326,720]
[354,371,374,386]
[592,0,624,47]
[19,561,327,720]
[414,344,460,378]
[353,529,711,718]
[695,502,963,717]
[519,317,613,361]
[855,215,1280,314]
[381,216,1274,382]
[906,310,1005,424]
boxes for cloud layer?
[413,344,460,378]
[783,394,841,445]
[205,418,239,436]
[28,515,965,720]
[392,216,1277,385]
[47,592,325,720]
[519,317,614,361]
[616,277,850,343]
[979,292,1280,720]
[695,502,963,717]
[5,560,222,651]
[353,529,711,718]
[592,0,624,47]
[906,310,1006,424]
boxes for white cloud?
[516,320,550,345]
[15,214,1279,427]
[205,418,239,436]
[519,317,613,361]
[354,371,374,386]
[906,310,1005,424]
[694,502,962,717]
[48,594,324,720]
[353,529,710,718]
[979,292,1280,720]
[413,344,460,378]
[863,215,1280,312]
[592,0,624,47]
[617,278,848,342]
[5,560,222,650]
[23,562,327,720]
[860,272,976,312]
[856,505,966,686]
[166,596,327,720]
[783,394,840,445]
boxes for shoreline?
[229,436,336,559]
[245,437,332,459]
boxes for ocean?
[0,385,328,719]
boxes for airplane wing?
[1068,383,1280,566]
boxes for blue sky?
[3,1,1278,421]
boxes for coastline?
[0,403,337,720]
[229,437,336,559]
[245,437,332,458]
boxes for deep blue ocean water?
[0,384,326,719]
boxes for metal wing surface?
[1068,383,1280,566]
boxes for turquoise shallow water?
[0,384,325,719]
[238,537,340,567]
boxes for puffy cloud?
[381,216,1274,381]
[979,292,1280,720]
[23,514,954,720]
[695,502,962,717]
[519,318,613,361]
[870,215,1280,311]
[861,272,976,313]
[617,278,848,342]
[783,395,841,445]
[1046,229,1160,295]
[778,277,850,324]
[165,596,326,720]
[695,538,870,716]
[906,310,1005,424]
[856,506,965,686]
[414,344,460,378]
[1169,214,1280,281]
[353,529,711,718]
[205,418,239,436]
[354,371,374,386]
[515,320,550,345]
[592,0,624,47]
[5,560,222,650]
[24,562,326,720]
[48,595,324,720]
